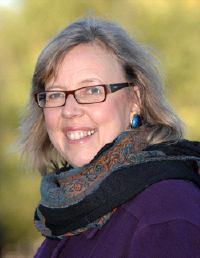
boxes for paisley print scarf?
[34,130,200,239]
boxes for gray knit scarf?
[34,130,200,239]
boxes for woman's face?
[44,43,139,167]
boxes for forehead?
[48,43,125,88]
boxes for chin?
[68,156,94,168]
[69,162,87,168]
[63,148,99,168]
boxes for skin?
[44,43,140,167]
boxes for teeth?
[67,130,95,140]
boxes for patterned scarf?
[34,130,200,239]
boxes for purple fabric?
[34,180,200,258]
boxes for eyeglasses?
[34,82,132,108]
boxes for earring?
[131,114,141,128]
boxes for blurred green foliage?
[0,0,199,256]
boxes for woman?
[20,18,200,257]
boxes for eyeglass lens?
[37,85,106,107]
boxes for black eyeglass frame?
[34,82,133,108]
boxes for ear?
[129,85,141,119]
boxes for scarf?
[34,130,200,239]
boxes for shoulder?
[34,238,60,258]
[121,180,200,258]
[121,179,200,228]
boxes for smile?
[66,130,95,140]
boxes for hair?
[19,17,183,174]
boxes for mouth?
[66,129,95,141]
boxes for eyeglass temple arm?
[109,83,131,93]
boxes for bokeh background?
[0,0,200,257]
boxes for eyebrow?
[46,78,103,90]
[45,85,65,90]
[79,78,102,84]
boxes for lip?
[63,126,96,144]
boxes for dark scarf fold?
[34,130,200,239]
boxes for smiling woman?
[41,43,136,167]
[19,17,200,258]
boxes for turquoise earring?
[131,114,141,128]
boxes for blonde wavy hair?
[19,18,183,174]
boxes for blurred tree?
[0,0,199,256]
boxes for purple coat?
[34,180,200,258]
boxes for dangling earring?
[131,114,142,128]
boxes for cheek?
[109,96,131,125]
[94,96,131,130]
[43,110,59,132]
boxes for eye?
[86,86,103,95]
[47,92,64,100]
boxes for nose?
[61,94,84,119]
